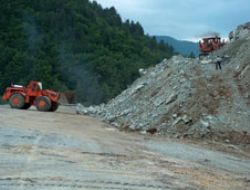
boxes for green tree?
[0,0,175,104]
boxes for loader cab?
[27,81,42,94]
[20,81,44,103]
[33,82,42,91]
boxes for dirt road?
[0,105,249,190]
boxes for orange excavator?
[2,81,60,111]
[199,37,223,56]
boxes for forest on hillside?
[0,0,174,105]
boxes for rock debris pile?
[77,23,250,143]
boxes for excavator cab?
[199,37,222,57]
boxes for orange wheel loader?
[2,81,60,112]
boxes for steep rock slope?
[77,23,250,143]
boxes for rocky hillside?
[77,23,250,144]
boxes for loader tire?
[50,102,59,112]
[35,96,51,112]
[9,94,25,109]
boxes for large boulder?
[229,22,250,41]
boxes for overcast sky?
[92,0,250,41]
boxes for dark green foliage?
[0,0,174,105]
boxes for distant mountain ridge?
[155,36,199,57]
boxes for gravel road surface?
[0,105,249,190]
